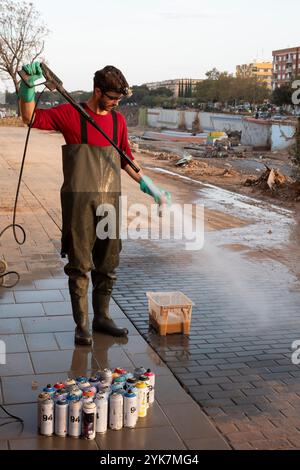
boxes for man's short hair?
[94,65,130,96]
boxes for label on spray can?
[82,401,96,440]
[95,392,108,434]
[124,391,138,429]
[109,393,123,431]
[144,369,155,405]
[136,382,148,418]
[39,398,54,436]
[68,399,82,438]
[55,399,68,437]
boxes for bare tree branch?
[0,0,49,99]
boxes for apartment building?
[236,61,273,89]
[272,46,300,89]
[143,78,203,98]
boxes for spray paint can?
[123,391,138,429]
[84,385,97,396]
[37,392,51,432]
[68,398,82,438]
[109,393,123,430]
[123,372,134,380]
[135,381,148,418]
[82,401,96,440]
[134,367,146,379]
[68,385,83,400]
[39,396,54,436]
[97,385,110,398]
[89,375,100,391]
[78,381,91,391]
[125,377,138,391]
[95,392,108,434]
[113,376,126,386]
[114,367,127,375]
[82,391,94,403]
[144,369,155,405]
[64,378,76,391]
[54,388,69,402]
[110,382,124,394]
[54,382,65,391]
[43,384,56,398]
[139,375,151,408]
[54,399,68,437]
[76,376,88,385]
[97,369,112,386]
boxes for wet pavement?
[1,127,300,450]
[0,128,228,450]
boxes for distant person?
[19,62,170,346]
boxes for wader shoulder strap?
[111,110,118,145]
[79,104,118,146]
[79,103,88,144]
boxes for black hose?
[0,89,45,289]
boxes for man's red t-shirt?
[32,103,134,169]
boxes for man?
[19,62,169,346]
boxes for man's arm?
[123,158,143,183]
[19,100,36,125]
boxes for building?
[143,78,203,98]
[272,46,300,89]
[236,61,273,89]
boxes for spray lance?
[18,63,170,215]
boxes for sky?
[7,0,300,90]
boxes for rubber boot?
[70,291,92,346]
[92,293,128,337]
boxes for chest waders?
[61,109,128,345]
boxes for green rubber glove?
[140,175,171,205]
[19,62,43,102]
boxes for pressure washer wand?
[18,63,140,173]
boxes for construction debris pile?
[244,165,300,200]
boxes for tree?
[0,0,49,99]
[272,85,293,106]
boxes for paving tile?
[155,375,195,405]
[0,353,34,376]
[1,373,67,405]
[43,302,73,316]
[185,437,230,450]
[25,333,59,352]
[127,352,173,376]
[135,402,171,429]
[0,303,45,318]
[0,403,39,440]
[34,279,68,290]
[0,335,28,353]
[21,316,74,334]
[0,291,15,304]
[90,346,134,371]
[161,402,224,441]
[30,350,85,374]
[122,335,153,354]
[9,437,99,450]
[14,290,64,303]
[55,331,128,351]
[96,426,186,450]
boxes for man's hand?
[19,61,43,102]
[140,175,171,205]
